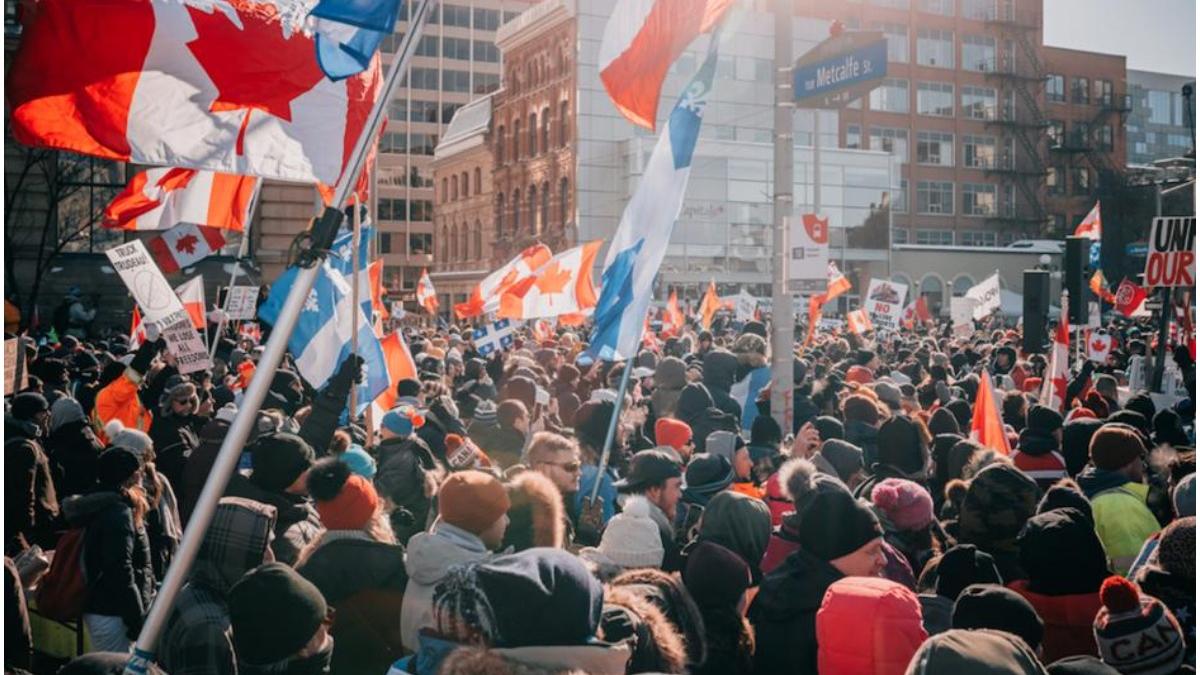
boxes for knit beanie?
[108,426,154,461]
[682,453,734,505]
[750,414,783,450]
[338,444,377,479]
[1172,474,1195,518]
[1037,482,1095,523]
[928,407,961,436]
[10,392,49,421]
[705,430,741,467]
[382,404,425,437]
[699,491,772,584]
[958,463,1039,554]
[870,478,934,531]
[594,497,664,569]
[1018,507,1109,596]
[654,417,692,451]
[796,483,882,562]
[877,415,928,475]
[933,544,1003,600]
[573,400,615,451]
[1093,576,1185,675]
[307,458,379,531]
[818,439,864,483]
[1125,394,1157,427]
[813,415,845,440]
[1027,405,1064,435]
[953,583,1045,653]
[472,399,498,426]
[250,432,316,492]
[683,540,752,608]
[229,562,328,666]
[1046,656,1122,675]
[842,394,880,426]
[1153,516,1195,580]
[846,365,874,385]
[97,448,142,488]
[438,470,510,535]
[1108,411,1152,444]
[1089,424,1146,472]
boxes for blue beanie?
[339,444,377,479]
[381,405,424,437]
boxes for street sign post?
[793,31,887,108]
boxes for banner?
[864,278,908,329]
[735,290,757,323]
[225,286,260,321]
[950,297,977,336]
[5,338,27,395]
[105,240,189,329]
[789,213,830,292]
[1143,216,1195,288]
[965,272,1001,320]
[161,319,211,375]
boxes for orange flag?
[664,289,685,337]
[699,280,721,330]
[970,373,1012,455]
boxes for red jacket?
[817,576,927,675]
[1008,580,1103,662]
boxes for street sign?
[1126,242,1149,256]
[1143,216,1195,287]
[793,31,887,109]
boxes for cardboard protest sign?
[225,285,260,320]
[105,240,189,329]
[161,319,211,374]
[864,278,908,329]
[1143,216,1195,288]
[965,273,1001,320]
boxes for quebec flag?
[589,29,722,361]
[259,262,389,415]
[327,210,377,321]
[310,0,405,80]
[473,319,516,357]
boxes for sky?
[1042,0,1196,77]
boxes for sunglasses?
[542,460,582,473]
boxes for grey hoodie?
[400,522,493,652]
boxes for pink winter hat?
[870,478,934,531]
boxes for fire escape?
[982,2,1048,233]
[1049,88,1133,192]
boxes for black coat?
[748,547,844,675]
[45,419,105,498]
[150,413,204,490]
[225,473,322,566]
[64,490,155,633]
[5,417,60,553]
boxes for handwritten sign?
[225,285,260,321]
[105,240,189,329]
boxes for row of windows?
[1045,166,1095,196]
[402,68,500,95]
[380,132,439,155]
[906,180,1012,216]
[412,36,501,63]
[400,4,518,29]
[853,0,1021,22]
[378,232,436,257]
[378,198,434,222]
[1045,75,1116,106]
[440,168,484,203]
[1045,120,1115,151]
[892,229,1013,248]
[847,126,1012,169]
[495,100,571,163]
[494,178,571,236]
[437,222,486,263]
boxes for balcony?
[1049,131,1092,153]
[980,155,1045,176]
[979,55,1044,82]
[982,106,1049,129]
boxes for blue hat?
[381,405,424,437]
[339,444,377,480]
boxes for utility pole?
[770,0,795,432]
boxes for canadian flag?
[238,321,262,345]
[147,223,227,274]
[368,331,419,431]
[499,241,602,320]
[902,296,932,328]
[847,308,873,335]
[129,307,148,350]
[826,261,852,300]
[663,288,685,337]
[368,259,388,321]
[174,277,207,330]
[699,280,722,330]
[1114,278,1149,318]
[1086,331,1117,363]
[598,0,735,129]
[104,168,260,232]
[455,244,552,319]
[970,373,1011,455]
[1074,201,1102,240]
[1040,302,1070,412]
[8,0,381,185]
[416,268,438,315]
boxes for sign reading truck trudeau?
[1143,217,1195,288]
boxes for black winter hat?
[229,562,328,665]
[876,415,927,474]
[250,432,316,492]
[854,349,876,366]
[750,415,783,449]
[945,399,974,430]
[952,583,1045,653]
[796,483,882,562]
[928,407,961,437]
[741,321,767,338]
[615,448,682,493]
[813,415,845,441]
[1036,482,1094,523]
[573,400,615,451]
[473,548,604,648]
[1107,410,1152,442]
[933,544,1003,600]
[1017,507,1109,596]
[682,453,734,505]
[10,392,49,421]
[818,439,865,484]
[1026,405,1064,435]
[1045,655,1123,675]
[1124,393,1157,426]
[97,448,142,488]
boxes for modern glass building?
[1126,69,1196,166]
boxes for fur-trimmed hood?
[601,585,688,674]
[436,643,631,675]
[502,471,565,551]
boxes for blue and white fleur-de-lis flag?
[327,208,379,322]
[473,319,516,357]
[259,261,389,414]
[589,26,723,361]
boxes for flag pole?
[349,194,361,416]
[208,201,257,361]
[588,342,639,503]
[124,2,436,671]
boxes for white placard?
[789,213,831,291]
[1143,216,1195,288]
[950,297,978,336]
[161,319,211,374]
[390,301,406,320]
[735,290,757,322]
[106,240,190,329]
[1088,301,1101,328]
[864,278,908,329]
[225,285,260,321]
[965,272,1002,320]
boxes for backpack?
[35,527,88,622]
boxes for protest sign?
[162,319,211,374]
[105,240,189,329]
[951,297,977,336]
[735,290,757,322]
[864,278,908,329]
[5,338,27,394]
[789,213,830,292]
[225,285,260,320]
[965,273,1001,320]
[1143,216,1195,287]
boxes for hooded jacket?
[45,401,105,498]
[1012,428,1067,492]
[63,490,155,633]
[817,577,927,675]
[158,498,275,675]
[391,633,632,675]
[749,546,845,674]
[6,414,61,552]
[375,434,441,542]
[400,522,494,652]
[676,383,738,454]
[905,628,1048,674]
[179,417,230,522]
[468,420,526,470]
[150,411,204,490]
[702,350,743,422]
[224,472,322,566]
[92,340,158,443]
[845,421,881,469]
[1076,466,1162,575]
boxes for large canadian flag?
[455,244,553,319]
[105,167,260,232]
[498,241,602,320]
[1040,302,1070,412]
[8,0,381,185]
[147,223,227,274]
[416,268,438,315]
[174,277,207,330]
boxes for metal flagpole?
[123,1,436,670]
[208,203,257,361]
[349,195,361,416]
[588,347,638,503]
[769,0,795,433]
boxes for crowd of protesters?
[4,305,1197,675]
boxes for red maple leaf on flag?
[186,0,324,154]
[175,233,199,255]
[534,262,572,296]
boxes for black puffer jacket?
[45,419,105,498]
[224,473,322,566]
[64,490,155,633]
[151,412,204,490]
[677,383,738,453]
[702,350,743,422]
[749,547,845,674]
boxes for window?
[442,70,470,93]
[474,168,482,194]
[962,134,997,168]
[917,131,954,166]
[409,133,438,155]
[473,40,500,62]
[496,125,505,163]
[560,178,569,226]
[869,126,909,162]
[1050,214,1067,234]
[513,119,521,159]
[409,233,432,255]
[869,78,909,113]
[1094,79,1114,106]
[540,108,550,153]
[388,99,408,121]
[53,154,128,253]
[1071,77,1090,104]
[416,36,439,57]
[1046,167,1064,195]
[461,171,469,198]
[917,29,954,68]
[962,183,996,216]
[919,0,953,15]
[916,229,954,245]
[378,198,406,220]
[528,113,538,155]
[868,0,909,7]
[380,31,406,53]
[379,233,392,254]
[961,35,995,72]
[1073,167,1091,194]
[528,185,538,233]
[450,223,458,259]
[407,67,439,90]
[1149,90,1173,124]
[407,100,438,123]
[893,228,910,244]
[540,182,549,234]
[960,231,998,246]
[846,124,862,149]
[473,8,499,31]
[473,222,482,259]
[511,189,521,232]
[441,3,470,27]
[917,82,954,116]
[410,200,433,221]
[448,176,454,201]
[962,0,996,20]
[474,73,500,94]
[960,85,996,119]
[917,180,954,214]
[1096,124,1114,151]
[870,22,908,63]
[379,132,405,153]
[894,178,909,213]
[1046,74,1065,102]
[496,193,505,234]
[1069,121,1090,147]
[410,166,432,188]
[442,103,462,125]
[559,100,570,146]
[1047,120,1065,147]
[442,37,470,60]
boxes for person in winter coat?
[599,583,689,674]
[650,356,688,421]
[374,405,445,544]
[871,478,941,578]
[853,415,930,500]
[501,470,566,551]
[676,383,738,454]
[6,392,61,552]
[952,584,1046,656]
[1062,417,1105,479]
[611,567,709,669]
[107,423,183,581]
[401,470,510,652]
[1076,424,1162,575]
[1133,516,1196,664]
[956,462,1040,583]
[615,449,685,571]
[45,397,105,498]
[1008,507,1110,662]
[683,541,756,675]
[150,381,207,490]
[915,544,1004,636]
[228,563,336,675]
[296,459,408,674]
[1012,405,1068,491]
[158,497,276,675]
[750,478,886,674]
[91,334,159,443]
[702,349,743,422]
[468,399,527,469]
[904,628,1049,674]
[689,490,771,586]
[225,432,323,566]
[63,448,155,652]
[842,394,883,468]
[817,576,928,675]
[1092,575,1187,675]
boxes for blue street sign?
[1126,242,1149,256]
[794,38,888,108]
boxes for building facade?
[1126,69,1196,166]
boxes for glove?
[333,354,365,388]
[1174,344,1193,369]
[144,320,161,343]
